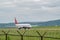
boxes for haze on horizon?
[0,0,60,23]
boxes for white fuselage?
[15,24,31,29]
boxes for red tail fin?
[15,18,18,24]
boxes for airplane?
[14,18,32,29]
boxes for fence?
[0,30,60,40]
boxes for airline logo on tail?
[15,18,18,24]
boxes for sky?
[0,0,60,23]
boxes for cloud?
[16,0,60,22]
[0,0,60,23]
[0,0,16,8]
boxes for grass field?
[0,26,60,40]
